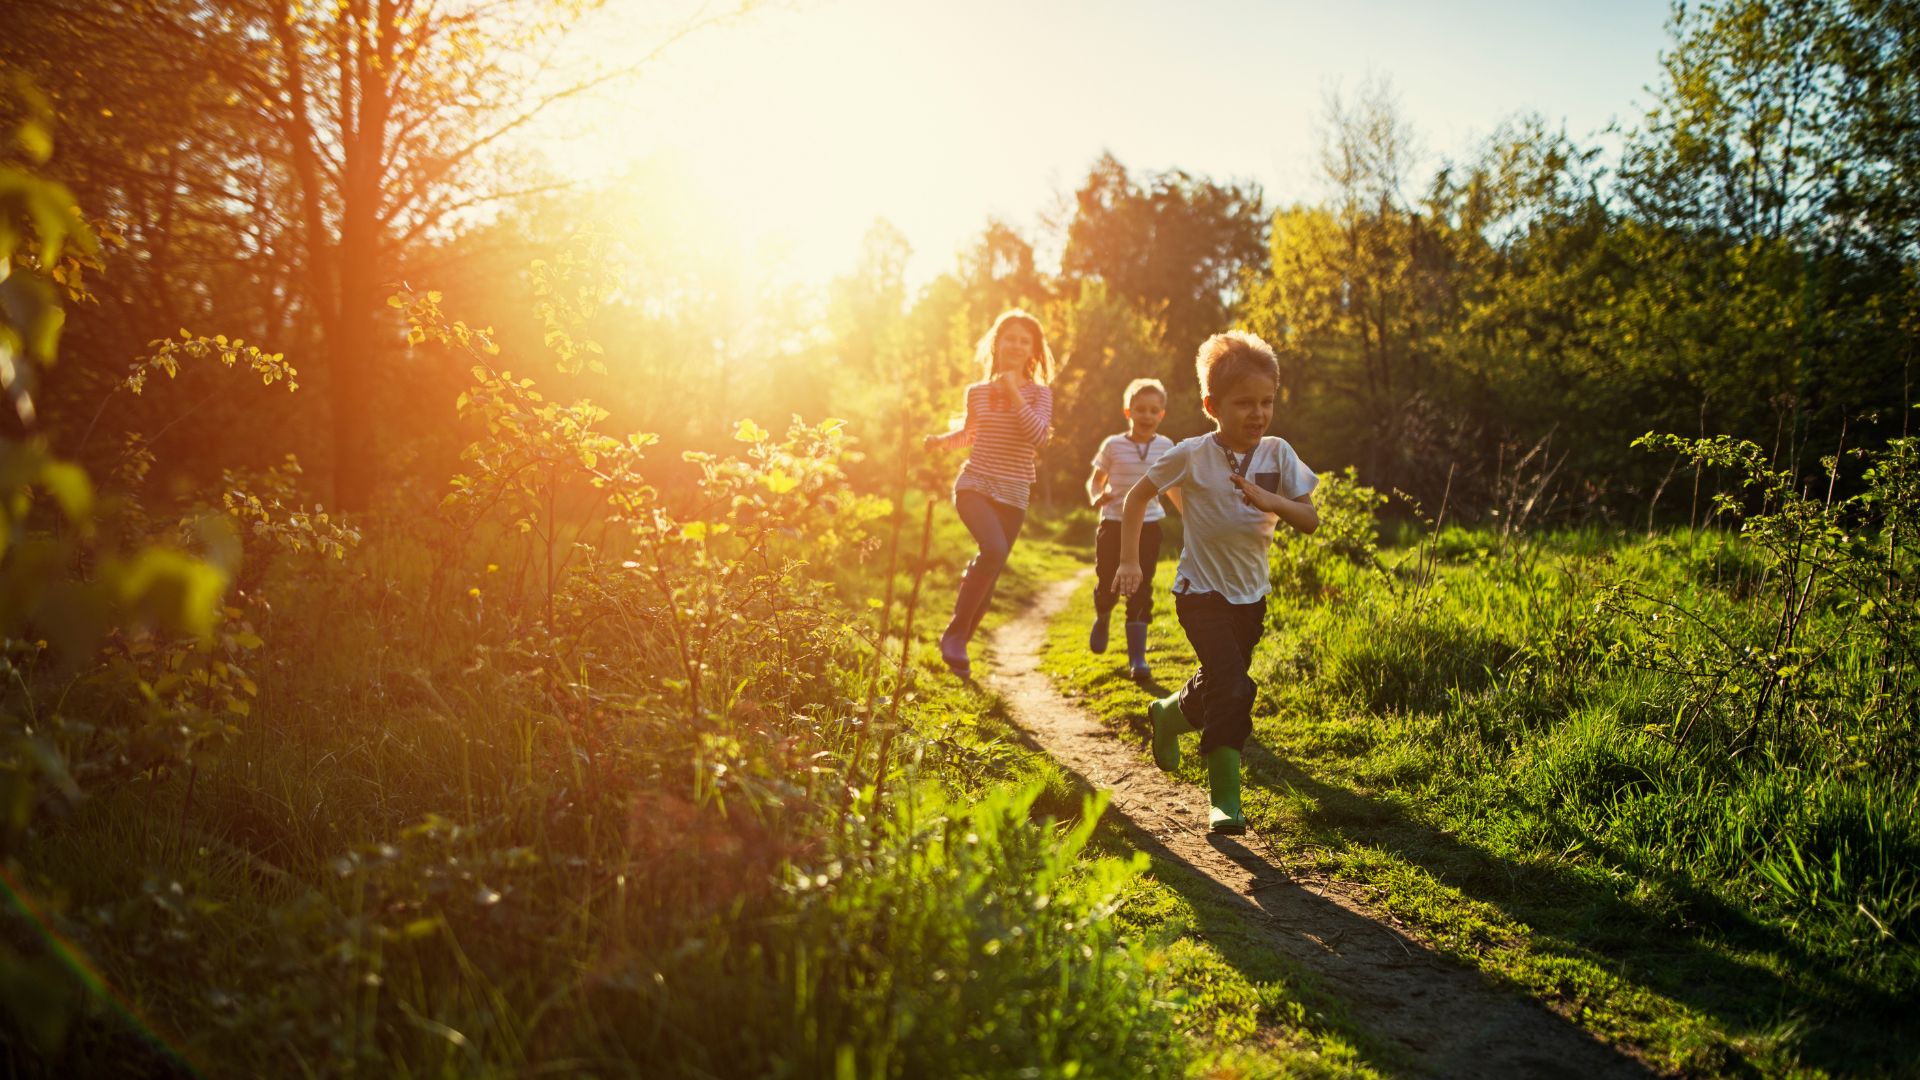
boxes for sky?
[535,0,1677,290]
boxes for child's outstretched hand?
[1113,561,1144,596]
[1230,474,1286,513]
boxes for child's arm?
[1111,477,1161,595]
[922,385,982,448]
[1230,476,1320,534]
[1011,380,1052,447]
[1086,464,1112,507]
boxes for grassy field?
[8,430,1914,1076]
[4,486,1386,1077]
[1043,483,1918,1076]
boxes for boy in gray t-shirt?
[1112,331,1319,834]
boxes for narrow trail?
[985,571,1653,1079]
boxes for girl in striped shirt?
[923,309,1056,679]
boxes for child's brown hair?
[1194,331,1279,402]
[1121,377,1167,409]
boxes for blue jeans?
[943,490,1026,647]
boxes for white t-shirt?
[1145,434,1318,604]
[1092,432,1174,522]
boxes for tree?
[1043,281,1172,498]
[1830,0,1920,260]
[960,217,1049,317]
[828,219,911,377]
[1616,0,1913,466]
[1061,152,1267,389]
[1244,81,1461,497]
[5,0,748,509]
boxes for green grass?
[1043,526,1919,1078]
[3,499,1381,1078]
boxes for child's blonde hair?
[1195,331,1279,402]
[976,309,1055,385]
[1122,378,1167,409]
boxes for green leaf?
[37,459,92,525]
[15,120,52,165]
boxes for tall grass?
[2,425,1186,1076]
[1265,463,1920,994]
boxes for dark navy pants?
[1174,590,1266,753]
[1093,519,1162,624]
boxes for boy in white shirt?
[1112,331,1319,834]
[1084,378,1175,681]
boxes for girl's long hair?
[975,309,1055,386]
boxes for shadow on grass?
[1239,743,1917,1075]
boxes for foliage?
[1271,466,1389,599]
[1605,430,1918,771]
[0,74,96,423]
[1042,280,1181,497]
[121,332,298,396]
[1063,152,1269,390]
[772,786,1178,1078]
[1,87,237,850]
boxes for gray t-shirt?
[1145,434,1317,604]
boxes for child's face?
[1125,392,1166,433]
[993,323,1037,374]
[1204,374,1275,449]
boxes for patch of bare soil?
[985,573,1652,1078]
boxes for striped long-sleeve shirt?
[935,380,1052,509]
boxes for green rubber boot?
[1205,747,1246,835]
[1147,692,1194,772]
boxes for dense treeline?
[5,2,1914,522]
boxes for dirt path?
[985,572,1652,1079]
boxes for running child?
[1111,331,1318,834]
[1085,378,1174,682]
[923,309,1055,680]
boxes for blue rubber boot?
[1088,607,1112,653]
[1206,747,1246,835]
[1124,621,1150,682]
[1147,691,1194,772]
[938,632,971,681]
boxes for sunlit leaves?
[2,93,241,855]
[220,454,363,562]
[0,75,98,424]
[531,231,616,376]
[122,332,299,395]
[391,289,500,357]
